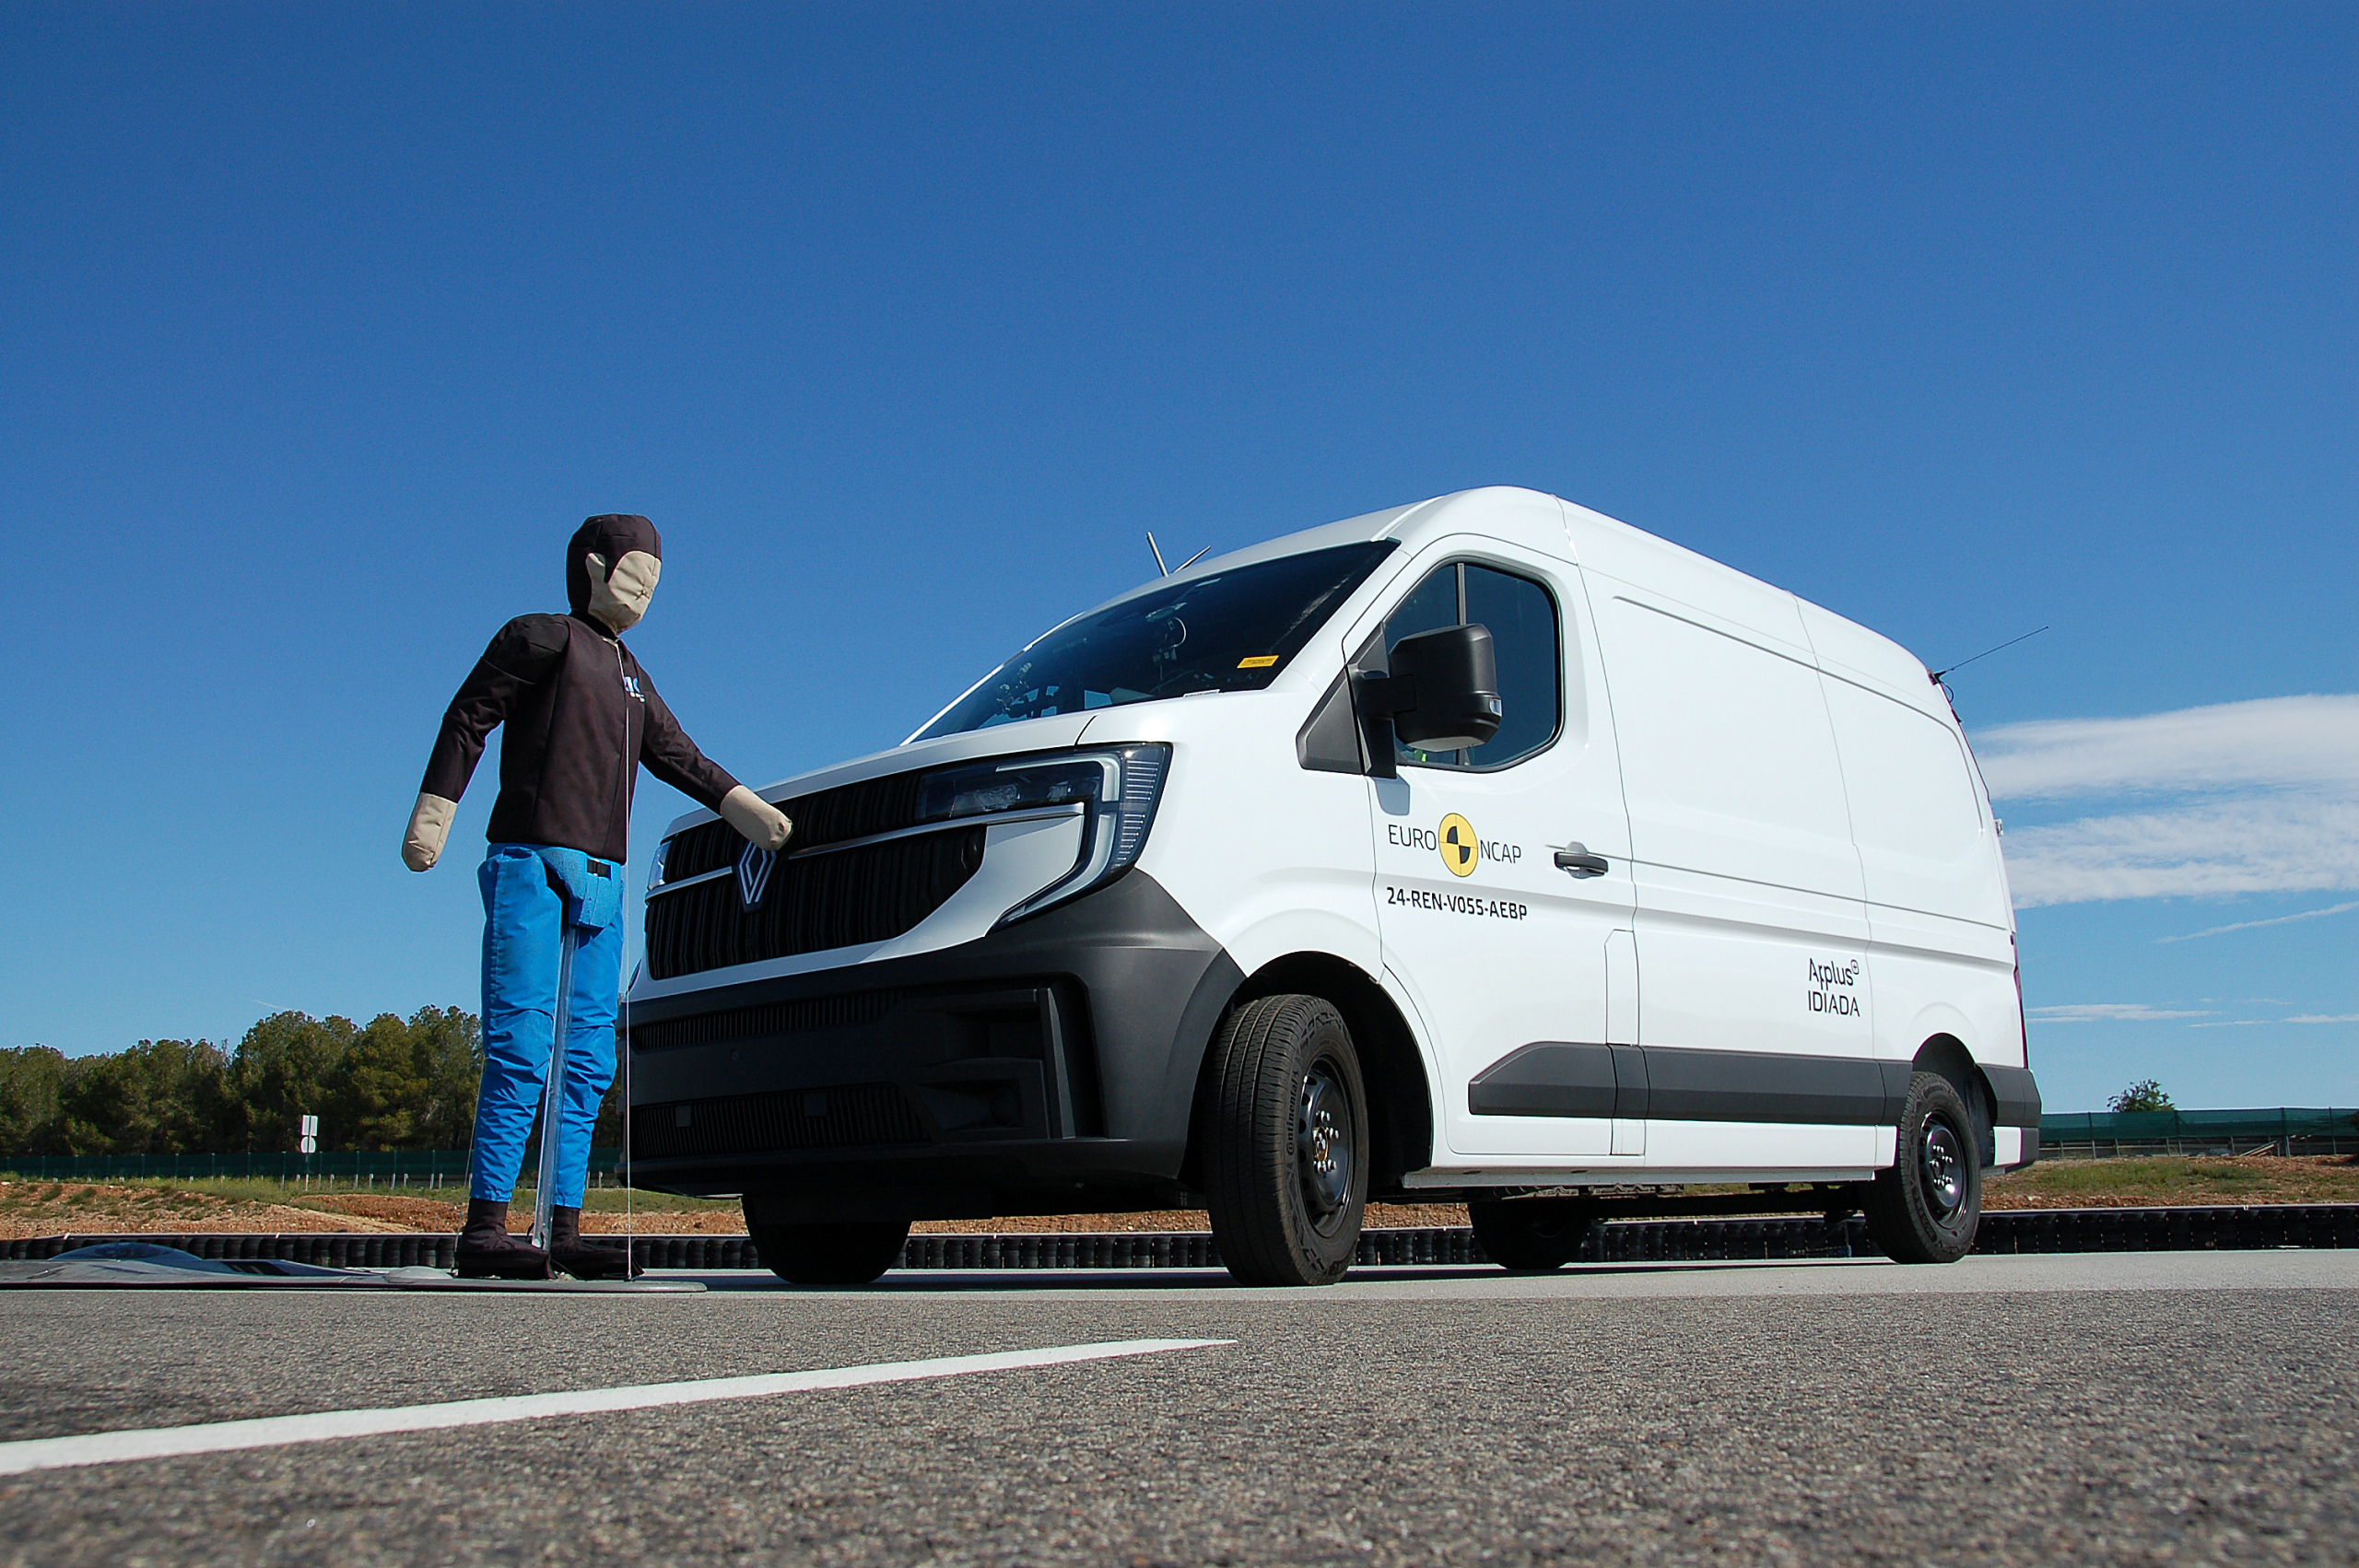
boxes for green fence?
[7,1109,2356,1179]
[2040,1107,2359,1156]
[0,1150,628,1185]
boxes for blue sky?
[3,4,2351,1113]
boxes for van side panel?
[1808,647,2026,1138]
[1819,674,2010,929]
[1590,577,1877,1171]
[1598,593,1863,900]
[1793,596,1945,712]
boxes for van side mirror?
[1356,624,1504,754]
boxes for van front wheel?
[1203,994,1370,1286]
[1865,1072,1982,1263]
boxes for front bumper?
[623,870,1243,1221]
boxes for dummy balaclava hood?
[567,513,663,634]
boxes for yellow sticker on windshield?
[1237,655,1279,669]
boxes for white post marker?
[0,1340,1231,1476]
[529,923,580,1254]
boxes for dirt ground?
[4,1157,2351,1239]
[0,1181,1463,1239]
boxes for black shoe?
[549,1205,639,1281]
[454,1199,552,1280]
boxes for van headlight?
[916,744,1172,925]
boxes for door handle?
[1554,843,1610,878]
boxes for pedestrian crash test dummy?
[402,512,792,1280]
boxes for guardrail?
[5,1111,2352,1177]
[7,1205,2351,1270]
[0,1150,628,1184]
[2036,1107,2359,1160]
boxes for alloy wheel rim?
[1297,1059,1356,1219]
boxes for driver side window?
[1382,562,1562,769]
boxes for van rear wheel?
[1865,1072,1982,1263]
[1203,994,1370,1287]
[1469,1197,1601,1271]
[746,1219,910,1285]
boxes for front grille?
[632,1082,928,1161]
[627,989,907,1053]
[662,769,935,883]
[644,825,985,979]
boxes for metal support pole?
[530,922,581,1254]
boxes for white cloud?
[1999,793,2359,907]
[2157,901,2359,943]
[1976,694,2359,907]
[2288,1014,2359,1024]
[2025,1003,2213,1023]
[1975,695,2359,799]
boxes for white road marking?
[0,1338,1231,1476]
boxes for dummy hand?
[403,793,458,872]
[720,785,793,852]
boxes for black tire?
[1468,1197,1601,1272]
[1202,994,1370,1287]
[746,1219,910,1285]
[1865,1072,1983,1263]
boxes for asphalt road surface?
[4,1253,2354,1566]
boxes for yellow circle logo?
[1438,813,1480,878]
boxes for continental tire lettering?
[1385,885,1529,920]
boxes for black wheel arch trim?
[1190,951,1436,1196]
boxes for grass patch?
[1985,1153,2359,1209]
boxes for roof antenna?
[1929,624,2048,714]
[1146,534,1213,578]
[1930,626,2048,685]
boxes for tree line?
[0,1007,624,1156]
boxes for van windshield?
[915,541,1396,739]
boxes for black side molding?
[1463,1041,1619,1117]
[1471,1042,1917,1127]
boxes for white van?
[627,487,2039,1286]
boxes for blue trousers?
[471,844,624,1207]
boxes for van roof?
[1140,486,1946,718]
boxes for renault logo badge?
[735,841,776,909]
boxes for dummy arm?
[404,793,458,872]
[720,786,794,851]
[405,617,566,872]
[636,673,792,849]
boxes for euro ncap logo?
[1438,813,1480,878]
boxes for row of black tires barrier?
[7,1203,2353,1271]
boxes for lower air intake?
[632,1083,928,1162]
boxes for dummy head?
[567,513,663,634]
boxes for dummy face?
[584,550,661,633]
